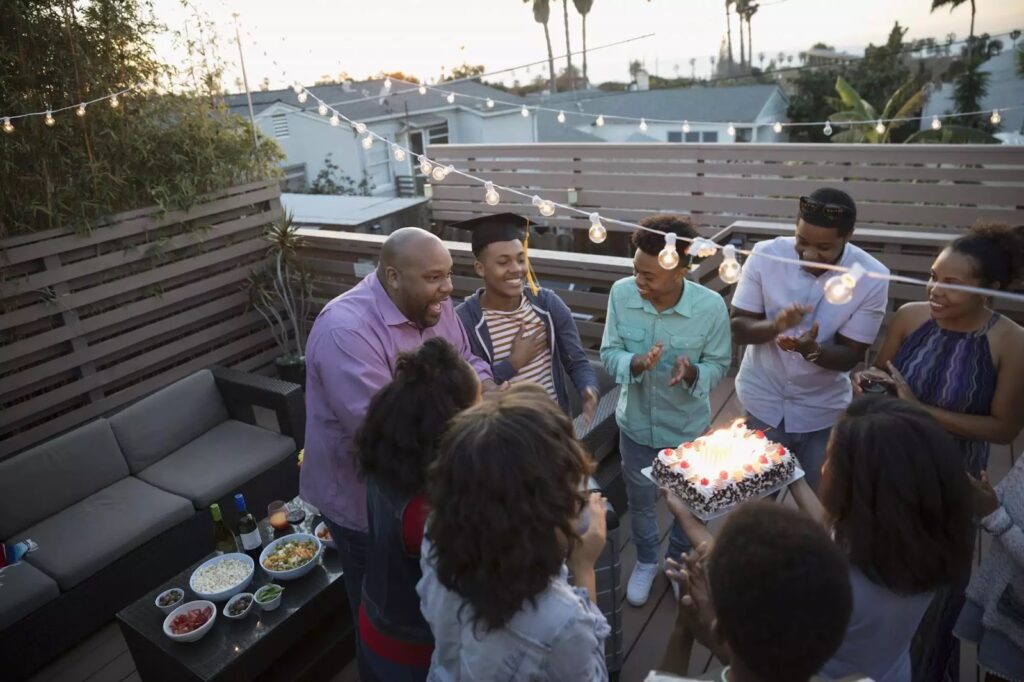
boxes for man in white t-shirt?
[730,188,889,490]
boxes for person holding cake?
[601,214,732,607]
[730,188,889,491]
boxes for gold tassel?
[523,218,540,296]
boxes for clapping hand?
[568,492,608,571]
[772,303,813,334]
[777,322,819,357]
[631,342,664,376]
[581,387,599,428]
[668,355,697,387]
[666,543,716,647]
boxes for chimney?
[636,69,650,91]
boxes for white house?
[534,84,790,144]
[226,79,536,197]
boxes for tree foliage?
[0,0,282,237]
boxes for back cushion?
[109,369,229,473]
[0,419,129,539]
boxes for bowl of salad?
[254,584,284,611]
[163,600,217,643]
[259,533,322,580]
[189,553,254,601]
[314,522,335,550]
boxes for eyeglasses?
[799,196,854,223]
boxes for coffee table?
[116,515,352,681]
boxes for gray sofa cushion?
[14,477,194,591]
[0,561,60,631]
[110,369,230,474]
[137,420,296,508]
[0,419,128,540]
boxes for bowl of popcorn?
[189,553,254,602]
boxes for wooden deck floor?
[26,378,1021,682]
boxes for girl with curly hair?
[417,383,610,681]
[355,338,481,682]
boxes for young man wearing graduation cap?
[455,213,601,423]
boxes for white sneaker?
[627,561,660,606]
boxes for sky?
[151,0,1024,92]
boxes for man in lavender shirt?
[301,228,493,640]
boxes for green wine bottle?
[210,503,238,555]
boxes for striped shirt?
[483,296,557,400]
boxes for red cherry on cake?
[681,460,690,468]
[755,430,766,439]
[719,470,728,480]
[759,454,769,464]
[682,442,693,449]
[700,477,710,486]
[776,446,786,456]
[743,463,754,472]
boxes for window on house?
[427,123,449,144]
[703,131,718,143]
[735,127,753,142]
[271,114,289,138]
[280,163,307,192]
[667,131,682,143]
[685,131,701,143]
[410,131,425,171]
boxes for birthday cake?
[651,420,797,517]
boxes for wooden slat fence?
[0,180,284,459]
[426,143,1024,243]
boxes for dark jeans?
[362,644,429,682]
[325,519,375,682]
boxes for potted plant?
[244,215,313,386]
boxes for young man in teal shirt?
[600,214,732,607]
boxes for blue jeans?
[620,433,692,565]
[325,519,375,682]
[744,415,831,492]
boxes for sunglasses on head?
[799,196,853,223]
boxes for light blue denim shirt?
[417,538,610,681]
[600,276,732,449]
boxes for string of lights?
[294,86,1024,306]
[0,86,138,133]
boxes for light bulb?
[418,155,432,175]
[431,165,452,182]
[588,213,607,244]
[76,103,86,117]
[392,144,406,162]
[682,120,690,133]
[292,83,303,94]
[419,85,427,95]
[991,109,1001,125]
[658,233,680,270]
[824,263,865,305]
[557,110,566,123]
[521,106,530,117]
[446,92,455,104]
[361,134,374,150]
[639,118,648,132]
[486,98,495,109]
[318,102,328,116]
[931,115,942,131]
[297,90,308,103]
[773,121,783,134]
[354,122,367,134]
[109,94,119,108]
[330,114,339,127]
[45,110,55,127]
[727,122,736,137]
[2,117,13,134]
[874,119,885,135]
[531,195,555,217]
[823,120,833,136]
[691,237,717,259]
[484,182,501,206]
[596,115,605,127]
[717,244,742,284]
[384,77,392,90]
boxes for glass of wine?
[268,500,290,536]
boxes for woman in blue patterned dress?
[854,222,1024,682]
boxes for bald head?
[378,227,455,328]
[380,227,446,271]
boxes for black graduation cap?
[454,212,540,294]
[455,213,531,257]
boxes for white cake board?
[641,465,806,522]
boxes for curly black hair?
[425,383,594,632]
[948,222,1024,291]
[710,502,852,682]
[355,337,479,498]
[632,214,699,267]
[820,396,974,595]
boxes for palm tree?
[758,51,766,69]
[829,75,928,143]
[572,0,594,84]
[524,0,557,93]
[724,0,736,68]
[743,2,758,68]
[689,56,697,79]
[561,0,573,87]
[735,0,747,68]
[931,0,975,40]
